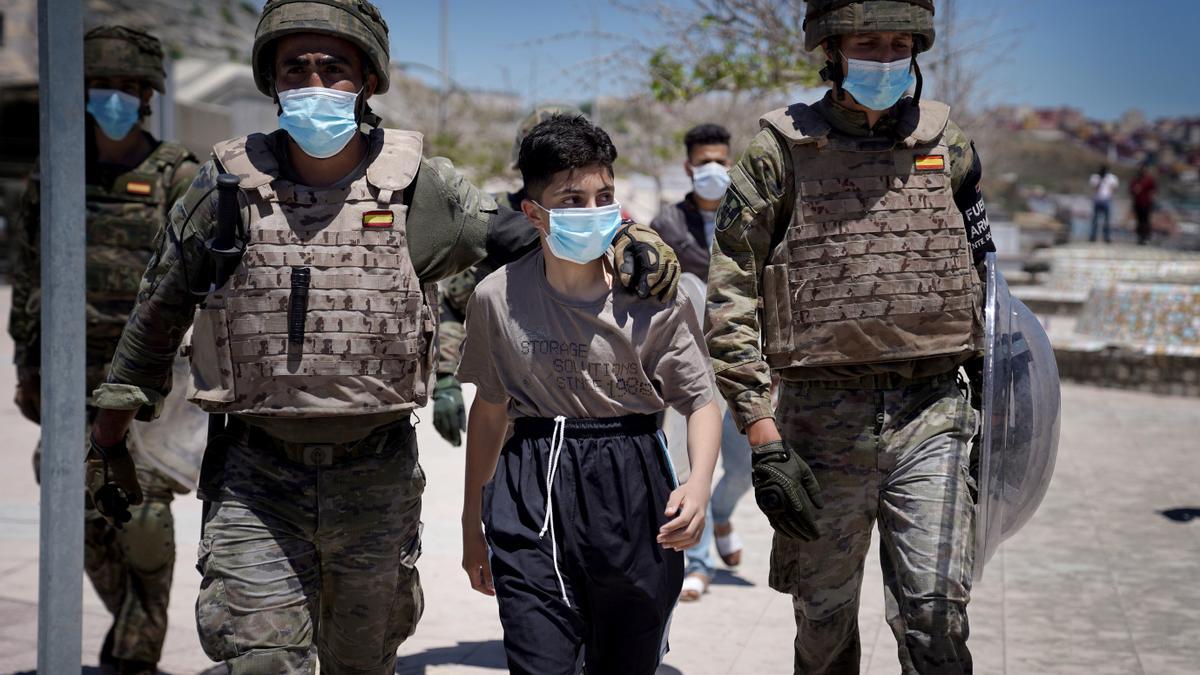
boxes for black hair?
[683,123,731,156]
[518,114,618,200]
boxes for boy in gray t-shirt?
[458,114,721,675]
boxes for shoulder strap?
[895,99,951,148]
[212,133,280,191]
[365,128,424,202]
[759,103,831,146]
[144,141,198,185]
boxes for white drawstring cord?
[538,415,570,605]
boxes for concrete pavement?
[1,282,1198,674]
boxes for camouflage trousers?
[771,372,977,675]
[34,439,178,668]
[85,465,178,668]
[196,420,425,675]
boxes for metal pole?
[37,0,86,672]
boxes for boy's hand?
[461,523,495,596]
[657,482,709,551]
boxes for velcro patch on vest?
[125,181,153,195]
[914,155,946,172]
[362,210,395,228]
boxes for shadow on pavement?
[1160,507,1200,522]
[396,640,506,673]
[710,569,754,587]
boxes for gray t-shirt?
[457,249,715,419]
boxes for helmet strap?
[910,54,923,105]
[820,37,847,102]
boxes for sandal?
[714,522,744,567]
[679,572,710,602]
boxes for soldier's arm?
[166,156,202,209]
[7,178,40,371]
[92,160,220,418]
[945,121,995,264]
[705,128,792,432]
[435,267,479,376]
[406,157,499,285]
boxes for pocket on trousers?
[195,537,240,661]
[761,264,794,355]
[388,527,425,645]
[188,308,236,404]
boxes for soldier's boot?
[116,658,158,675]
[99,627,119,675]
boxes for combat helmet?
[252,0,392,97]
[83,26,167,93]
[802,0,936,53]
[510,103,584,169]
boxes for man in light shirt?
[1090,165,1120,243]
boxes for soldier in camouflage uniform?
[705,1,996,673]
[82,3,678,673]
[6,26,198,675]
[432,103,584,446]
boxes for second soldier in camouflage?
[705,1,995,673]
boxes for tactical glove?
[432,375,466,447]
[751,440,823,541]
[613,222,681,302]
[86,434,144,529]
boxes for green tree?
[638,0,822,103]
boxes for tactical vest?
[84,141,193,323]
[188,128,438,417]
[757,100,981,369]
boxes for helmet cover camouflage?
[802,0,936,52]
[253,0,392,97]
[510,103,584,169]
[84,26,167,93]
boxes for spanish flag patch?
[914,155,945,172]
[362,210,395,228]
[125,181,152,195]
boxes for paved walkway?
[0,284,1198,674]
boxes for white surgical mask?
[691,162,731,201]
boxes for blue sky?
[373,0,1199,121]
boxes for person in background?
[1130,164,1157,246]
[8,26,199,675]
[1089,165,1119,243]
[652,123,755,602]
[649,123,734,280]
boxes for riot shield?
[975,253,1062,577]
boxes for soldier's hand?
[86,434,144,529]
[751,440,823,541]
[432,375,466,447]
[613,222,681,302]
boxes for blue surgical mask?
[691,162,731,201]
[277,86,361,159]
[86,89,141,141]
[841,54,916,111]
[535,201,624,265]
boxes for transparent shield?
[976,254,1062,578]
